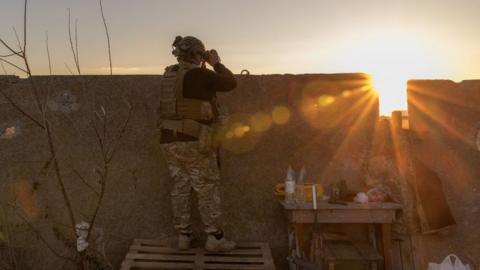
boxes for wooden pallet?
[120,239,275,270]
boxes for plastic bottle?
[295,166,306,205]
[285,166,295,205]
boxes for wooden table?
[281,201,402,270]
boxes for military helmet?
[172,36,207,64]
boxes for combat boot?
[205,231,236,252]
[178,233,193,250]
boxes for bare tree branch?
[0,88,45,129]
[0,204,20,269]
[0,61,7,75]
[12,27,23,52]
[27,79,44,117]
[107,103,132,162]
[0,58,28,74]
[9,203,75,263]
[67,9,81,75]
[99,0,112,75]
[102,106,107,145]
[43,31,53,117]
[46,31,52,75]
[44,119,78,237]
[91,116,105,153]
[22,0,31,76]
[1,1,125,267]
[86,105,132,242]
[23,0,28,55]
[86,169,106,242]
[0,52,17,57]
[0,39,23,57]
[75,19,79,71]
[0,0,41,129]
[64,63,74,75]
[71,167,100,197]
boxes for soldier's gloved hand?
[206,49,221,67]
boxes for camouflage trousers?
[161,141,222,234]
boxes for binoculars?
[202,49,216,61]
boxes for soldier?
[158,36,237,251]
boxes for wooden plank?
[132,241,264,249]
[126,253,196,261]
[130,261,194,269]
[194,250,204,270]
[119,261,132,270]
[281,201,403,210]
[131,245,264,255]
[130,245,196,253]
[199,264,268,270]
[289,209,396,223]
[260,243,275,270]
[203,256,266,263]
[120,240,138,270]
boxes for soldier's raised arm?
[205,49,237,92]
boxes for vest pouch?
[177,99,214,120]
[158,100,177,118]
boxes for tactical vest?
[158,64,214,121]
[158,64,220,146]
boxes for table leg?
[287,224,296,270]
[382,223,393,270]
[368,224,377,249]
[368,224,379,270]
[294,223,306,257]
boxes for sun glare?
[332,32,448,115]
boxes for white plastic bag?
[427,254,472,270]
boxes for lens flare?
[14,177,38,221]
[250,112,273,132]
[225,131,234,139]
[272,106,291,125]
[233,123,247,138]
[318,95,335,107]
[220,113,262,154]
[341,90,353,98]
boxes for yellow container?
[274,183,324,202]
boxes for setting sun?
[333,32,449,115]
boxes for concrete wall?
[0,73,378,269]
[407,80,480,267]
